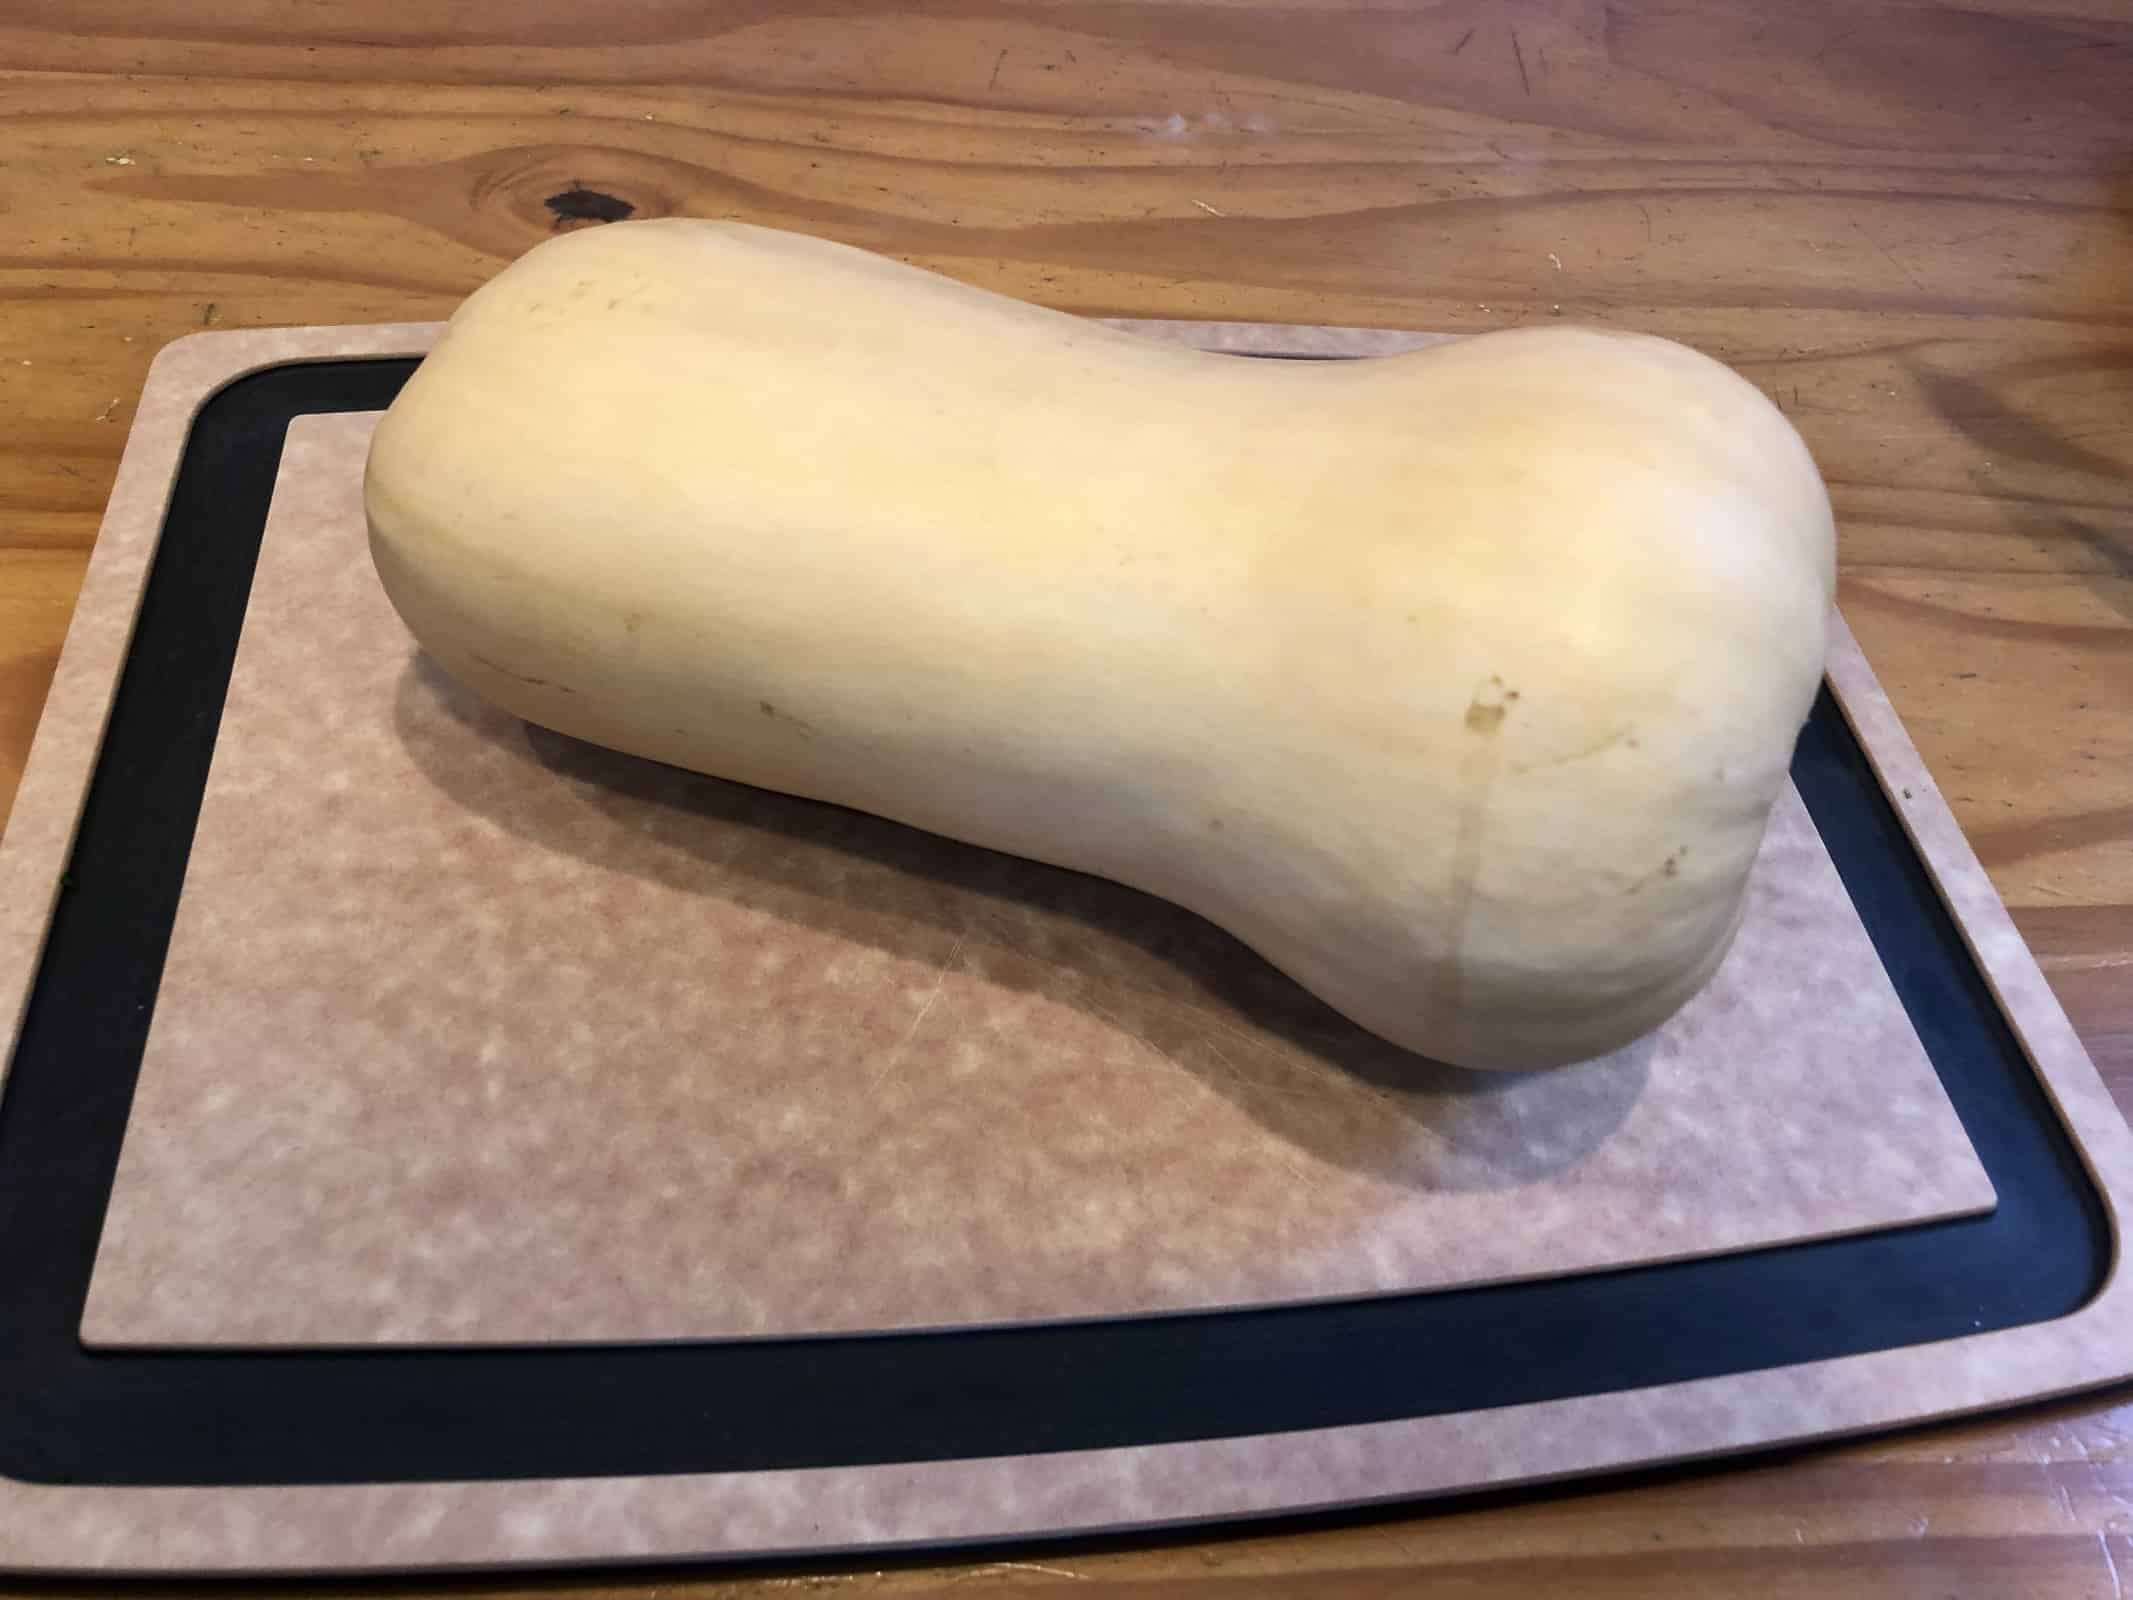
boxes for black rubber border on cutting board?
[0,357,2108,1489]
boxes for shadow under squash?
[393,652,1647,1194]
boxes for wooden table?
[2,5,2128,1594]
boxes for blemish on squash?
[1437,676,1511,1020]
[1208,816,1226,832]
[758,699,819,737]
[1465,678,1515,735]
[1435,764,1493,1017]
[467,650,572,693]
[1513,724,1638,775]
[622,610,646,636]
[1624,846,1686,896]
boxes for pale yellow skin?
[366,219,1834,1071]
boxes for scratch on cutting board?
[1080,991,1227,1124]
[1193,1033,1320,1112]
[1081,990,1180,1074]
[871,932,965,1090]
[968,1562,1090,1582]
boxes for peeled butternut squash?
[365,219,1834,1071]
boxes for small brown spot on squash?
[1466,676,1516,734]
[1628,847,1688,896]
[758,699,819,737]
[467,650,571,693]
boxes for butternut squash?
[365,219,1834,1071]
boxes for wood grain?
[0,2,2128,1593]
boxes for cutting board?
[0,319,2125,1575]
